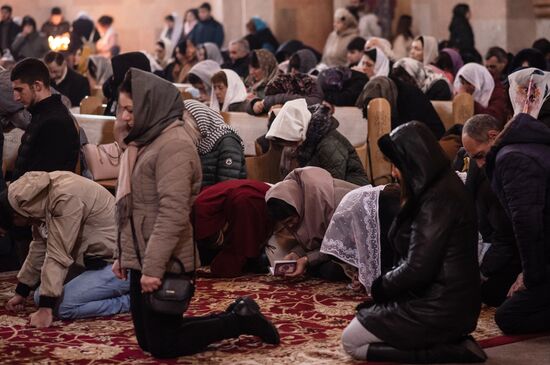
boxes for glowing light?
[48,32,70,51]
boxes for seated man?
[460,114,521,307]
[10,58,80,181]
[44,51,90,107]
[222,39,250,78]
[1,171,130,328]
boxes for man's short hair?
[10,58,51,88]
[485,47,507,63]
[98,15,114,27]
[1,5,12,13]
[230,39,250,53]
[463,114,502,142]
[347,36,366,52]
[44,51,65,66]
[199,2,211,11]
[51,6,62,15]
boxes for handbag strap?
[129,216,196,282]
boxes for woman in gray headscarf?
[186,60,221,102]
[112,68,279,359]
[198,42,224,65]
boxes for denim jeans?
[34,265,130,319]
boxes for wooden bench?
[73,113,116,145]
[332,106,369,172]
[431,93,474,130]
[245,141,284,183]
[221,112,269,156]
[80,96,105,115]
[366,98,392,186]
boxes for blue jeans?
[34,265,130,319]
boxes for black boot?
[366,336,487,363]
[230,297,280,345]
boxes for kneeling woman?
[265,166,358,281]
[112,68,279,358]
[341,122,486,363]
[193,179,273,277]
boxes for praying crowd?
[0,0,549,363]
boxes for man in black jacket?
[460,114,521,307]
[10,58,80,182]
[467,112,550,335]
[44,51,90,107]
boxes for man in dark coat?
[10,58,80,182]
[189,2,224,48]
[44,51,90,107]
[485,113,550,335]
[40,7,70,38]
[460,114,522,307]
[0,5,20,53]
[222,39,250,79]
[341,122,486,363]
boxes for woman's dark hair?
[266,198,297,222]
[249,50,260,69]
[211,70,227,86]
[435,51,454,73]
[98,15,114,27]
[187,73,202,86]
[390,66,417,88]
[453,3,470,18]
[21,15,37,31]
[164,14,175,22]
[364,48,377,62]
[156,41,165,50]
[288,53,301,72]
[119,71,132,97]
[394,15,413,41]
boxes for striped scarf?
[183,99,244,155]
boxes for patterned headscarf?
[508,67,550,118]
[265,73,316,96]
[183,99,244,155]
[393,57,449,93]
[246,49,279,92]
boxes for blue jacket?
[190,18,224,48]
[486,113,550,289]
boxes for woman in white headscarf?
[198,42,224,65]
[365,37,395,61]
[392,57,452,100]
[455,62,508,124]
[159,12,183,57]
[409,35,439,65]
[186,60,221,103]
[354,47,389,78]
[210,69,248,112]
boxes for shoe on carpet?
[231,296,280,345]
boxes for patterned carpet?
[0,271,513,365]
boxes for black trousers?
[495,280,550,334]
[129,270,240,358]
[481,267,520,307]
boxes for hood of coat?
[7,171,52,219]
[378,121,450,197]
[124,68,184,146]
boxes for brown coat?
[118,125,202,278]
[11,171,116,298]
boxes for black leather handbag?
[130,217,195,316]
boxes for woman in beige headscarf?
[112,68,279,359]
[246,49,279,98]
[322,8,359,67]
[264,166,358,280]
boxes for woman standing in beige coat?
[111,68,279,359]
[321,8,359,67]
